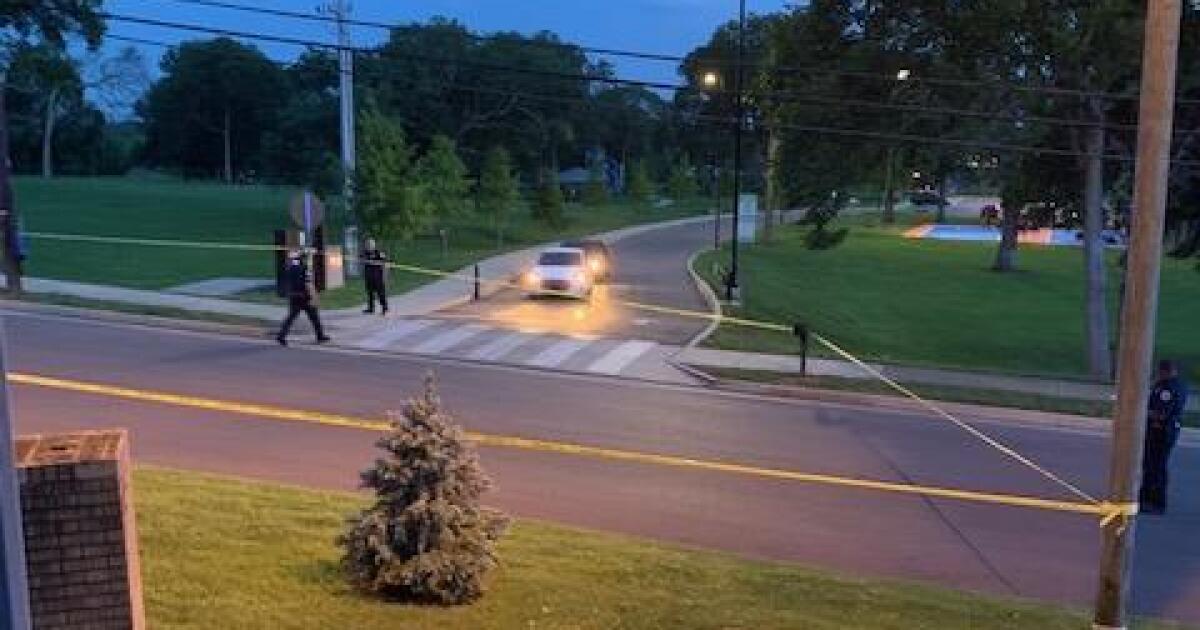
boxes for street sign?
[288,191,325,234]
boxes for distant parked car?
[522,247,594,299]
[560,239,613,282]
[907,190,946,208]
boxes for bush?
[667,158,698,201]
[581,160,608,206]
[627,160,653,205]
[338,375,509,605]
[532,168,566,228]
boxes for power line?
[102,14,1166,140]
[101,12,690,92]
[149,0,1170,106]
[103,32,1200,167]
[158,0,688,64]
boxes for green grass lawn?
[16,177,707,308]
[135,467,1179,629]
[698,223,1200,382]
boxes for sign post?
[289,191,326,290]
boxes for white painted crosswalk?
[356,319,437,351]
[527,338,589,368]
[587,340,657,374]
[340,318,661,378]
[411,324,487,354]
[467,331,531,361]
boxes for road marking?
[526,338,590,368]
[7,371,1132,522]
[467,332,531,361]
[587,340,657,375]
[411,324,488,354]
[355,319,436,351]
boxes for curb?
[681,249,723,349]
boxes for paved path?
[5,311,1199,626]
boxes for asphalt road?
[437,216,723,344]
[5,311,1199,625]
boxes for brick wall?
[15,430,145,630]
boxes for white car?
[522,247,594,299]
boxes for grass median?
[135,467,1181,629]
[697,222,1200,383]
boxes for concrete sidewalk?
[675,346,1200,411]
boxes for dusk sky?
[105,0,794,87]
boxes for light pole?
[726,0,747,302]
[702,73,722,252]
[882,69,912,224]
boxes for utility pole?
[324,0,356,217]
[0,321,31,630]
[1093,1,1182,628]
[726,0,746,302]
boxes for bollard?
[793,322,809,376]
[473,264,481,301]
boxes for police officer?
[277,250,330,346]
[361,237,389,316]
[1140,359,1188,514]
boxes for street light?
[883,68,913,224]
[726,0,747,302]
[702,71,721,89]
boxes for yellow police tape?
[19,231,1121,518]
[7,371,1136,525]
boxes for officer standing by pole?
[1140,359,1188,515]
[360,237,388,316]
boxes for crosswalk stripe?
[355,319,437,351]
[526,338,591,368]
[586,340,657,375]
[467,332,531,361]
[411,324,489,354]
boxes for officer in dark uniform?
[1141,359,1188,514]
[277,251,330,346]
[360,237,389,315]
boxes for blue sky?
[105,0,793,86]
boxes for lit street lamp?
[726,0,747,302]
[882,68,913,224]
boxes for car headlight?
[524,271,541,287]
[588,257,604,274]
[572,271,587,285]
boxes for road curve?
[437,215,725,344]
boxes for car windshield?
[538,251,583,266]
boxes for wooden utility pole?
[1093,1,1182,628]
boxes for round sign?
[289,191,326,231]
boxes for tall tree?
[532,168,565,228]
[627,159,653,205]
[667,157,698,200]
[1,0,105,292]
[416,135,471,234]
[140,38,285,182]
[477,146,520,246]
[581,158,608,206]
[354,107,429,240]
